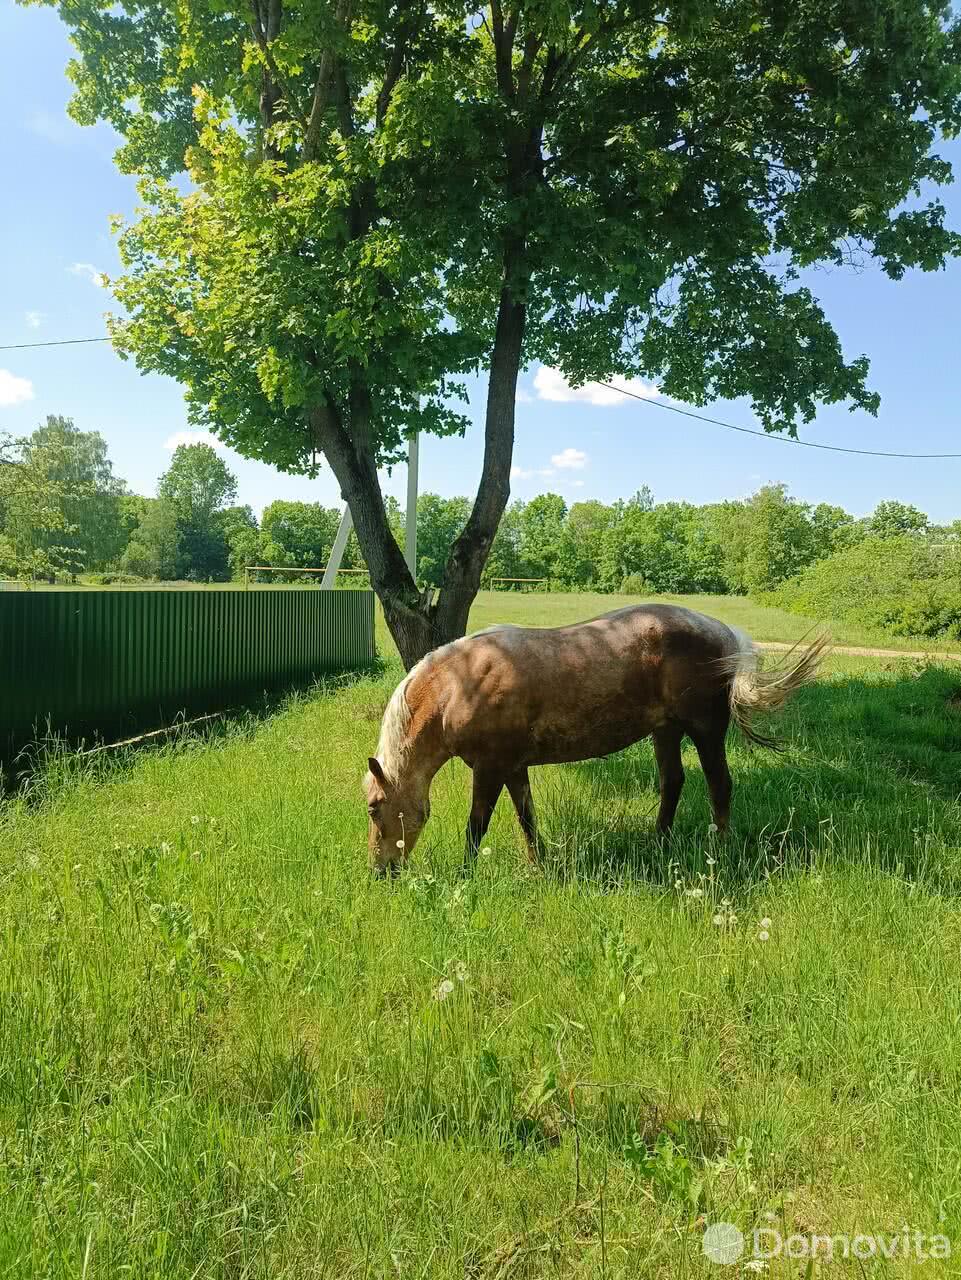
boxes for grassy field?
[462,591,961,654]
[2,594,961,1276]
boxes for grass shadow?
[2,659,387,806]
[530,664,961,892]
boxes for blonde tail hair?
[724,628,831,750]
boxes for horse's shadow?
[469,664,961,893]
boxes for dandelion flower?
[434,978,454,1002]
[160,842,172,855]
[481,846,492,858]
[455,962,469,982]
[707,822,719,834]
[758,929,770,943]
[396,839,405,850]
[190,816,201,825]
[706,856,716,867]
[686,887,704,899]
[712,913,726,927]
[760,916,771,929]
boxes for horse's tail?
[722,627,831,750]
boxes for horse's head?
[364,757,429,876]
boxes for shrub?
[88,571,146,586]
[769,537,961,639]
[620,572,652,595]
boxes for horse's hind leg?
[506,767,539,863]
[464,767,504,865]
[690,725,733,834]
[652,725,685,835]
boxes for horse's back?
[421,604,744,766]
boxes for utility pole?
[405,431,419,580]
[320,505,354,589]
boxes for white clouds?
[510,463,555,481]
[25,311,43,330]
[68,263,108,288]
[0,370,35,408]
[551,447,588,470]
[163,430,225,451]
[533,365,662,406]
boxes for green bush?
[620,572,652,595]
[769,536,961,639]
[88,571,146,586]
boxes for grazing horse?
[364,604,828,874]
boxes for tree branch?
[490,0,517,103]
[248,0,308,134]
[305,0,354,158]
[377,0,414,126]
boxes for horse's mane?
[374,627,518,784]
[374,666,417,784]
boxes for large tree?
[33,0,961,664]
[1,417,127,578]
[24,416,129,573]
[158,442,239,579]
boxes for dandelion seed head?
[760,916,771,929]
[758,929,770,942]
[434,978,455,1002]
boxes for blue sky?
[2,1,960,521]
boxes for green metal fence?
[2,588,376,763]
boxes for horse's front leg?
[506,767,539,864]
[464,767,504,868]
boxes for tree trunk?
[431,246,527,643]
[311,237,527,670]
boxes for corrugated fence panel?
[2,588,376,763]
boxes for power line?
[3,336,957,459]
[599,381,961,460]
[0,337,111,351]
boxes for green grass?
[464,590,961,654]
[2,597,961,1276]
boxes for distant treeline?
[3,418,959,639]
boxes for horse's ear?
[368,757,387,786]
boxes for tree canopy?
[0,416,128,579]
[31,0,961,660]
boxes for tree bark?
[310,232,528,672]
[430,241,527,644]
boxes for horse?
[364,603,828,874]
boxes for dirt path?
[757,640,961,662]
